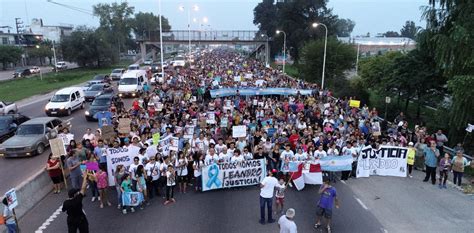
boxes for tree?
[27,41,54,65]
[253,0,355,60]
[400,21,421,39]
[131,12,171,40]
[93,2,135,55]
[383,31,400,37]
[0,45,23,70]
[447,76,474,143]
[61,26,115,67]
[299,38,356,88]
[335,19,355,37]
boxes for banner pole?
[12,208,19,232]
[60,155,68,189]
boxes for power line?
[46,0,94,16]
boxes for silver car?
[0,117,70,157]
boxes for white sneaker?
[409,175,413,178]
[98,197,101,201]
[122,209,127,214]
[131,207,135,213]
[91,197,96,202]
[117,204,121,209]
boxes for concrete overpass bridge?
[137,30,271,63]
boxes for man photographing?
[62,170,89,233]
[314,177,339,233]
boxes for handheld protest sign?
[49,138,68,188]
[4,189,19,231]
[118,118,132,134]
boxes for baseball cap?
[408,142,414,146]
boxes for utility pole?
[15,18,23,35]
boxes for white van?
[118,70,148,97]
[45,87,85,116]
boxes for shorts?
[50,175,63,184]
[177,176,188,183]
[316,206,332,219]
[276,197,284,205]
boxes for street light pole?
[312,23,328,90]
[355,43,360,75]
[159,0,164,79]
[52,41,57,73]
[276,30,287,74]
[180,4,198,55]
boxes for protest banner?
[233,76,241,82]
[122,192,144,207]
[349,100,361,108]
[170,137,179,151]
[58,133,74,146]
[372,121,382,136]
[106,147,133,186]
[202,159,266,191]
[210,88,313,98]
[118,118,132,134]
[232,125,247,138]
[356,145,408,178]
[49,138,66,158]
[206,111,216,124]
[152,133,160,145]
[101,125,115,142]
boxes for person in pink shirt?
[95,165,112,208]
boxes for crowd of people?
[38,49,471,233]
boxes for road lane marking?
[381,228,388,233]
[35,205,62,233]
[66,117,74,122]
[340,180,346,184]
[354,196,369,210]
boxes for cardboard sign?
[49,138,66,158]
[349,100,361,108]
[5,189,18,210]
[118,118,132,134]
[232,125,247,138]
[206,112,216,124]
[101,125,116,141]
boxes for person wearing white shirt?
[341,142,357,180]
[82,128,95,142]
[205,148,219,165]
[294,148,307,161]
[128,157,142,190]
[144,155,161,198]
[193,154,205,191]
[278,208,298,233]
[259,170,278,224]
[242,147,253,160]
[175,152,188,193]
[281,146,295,161]
[230,149,245,162]
[314,146,327,159]
[214,139,227,154]
[218,147,231,163]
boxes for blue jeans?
[259,196,273,222]
[6,223,17,233]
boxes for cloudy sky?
[0,0,427,36]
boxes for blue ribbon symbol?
[206,164,222,189]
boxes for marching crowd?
[39,49,472,233]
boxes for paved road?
[20,181,384,233]
[0,62,78,82]
[0,82,132,195]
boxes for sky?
[0,0,427,36]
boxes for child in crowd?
[275,177,286,215]
[95,165,112,208]
[438,153,451,189]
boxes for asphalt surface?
[20,181,384,233]
[0,82,130,195]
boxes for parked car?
[143,59,153,65]
[0,101,18,115]
[0,117,71,157]
[110,68,126,80]
[0,114,30,143]
[30,66,41,74]
[128,64,140,71]
[13,67,32,78]
[88,74,111,85]
[55,61,68,70]
[45,87,85,116]
[84,84,112,102]
[85,94,114,121]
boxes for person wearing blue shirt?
[94,111,113,128]
[423,141,440,184]
[94,139,108,168]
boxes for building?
[338,37,416,56]
[0,32,43,46]
[0,32,16,45]
[27,18,73,42]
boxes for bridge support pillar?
[151,48,156,61]
[140,42,146,63]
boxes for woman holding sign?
[46,153,64,194]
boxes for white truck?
[0,101,18,115]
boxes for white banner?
[356,145,408,178]
[201,159,266,191]
[106,148,133,186]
